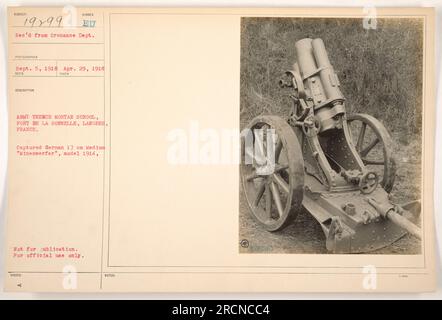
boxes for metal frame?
[241,37,421,253]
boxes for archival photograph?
[239,17,424,254]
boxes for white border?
[0,0,440,299]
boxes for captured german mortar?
[240,38,421,253]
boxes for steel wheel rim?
[241,116,304,231]
[347,113,396,193]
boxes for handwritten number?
[23,16,63,27]
[46,16,54,27]
[56,16,63,27]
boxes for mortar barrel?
[312,38,344,101]
[294,38,317,78]
[386,210,422,240]
[311,38,332,67]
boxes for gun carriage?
[240,38,421,253]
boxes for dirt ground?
[239,133,422,254]
[239,18,423,255]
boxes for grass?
[240,17,423,144]
[239,17,423,254]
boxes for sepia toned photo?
[239,17,424,254]
[4,6,436,293]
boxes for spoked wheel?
[347,113,397,193]
[241,115,304,231]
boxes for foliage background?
[239,18,423,254]
[240,17,423,144]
